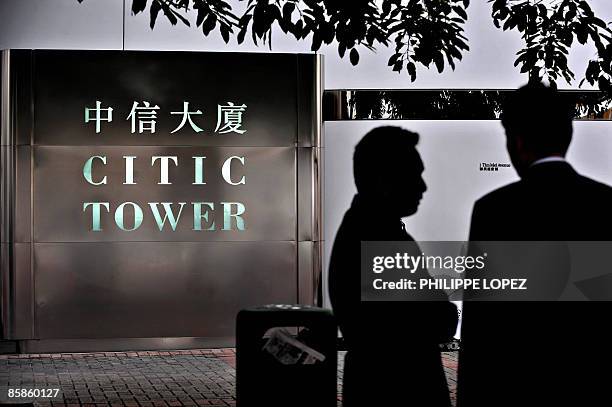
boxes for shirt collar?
[530,156,566,167]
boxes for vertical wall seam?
[122,0,126,51]
[295,55,300,304]
[1,50,13,338]
[30,51,35,339]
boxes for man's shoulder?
[575,174,612,199]
[474,181,524,210]
[472,172,612,224]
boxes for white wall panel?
[323,119,612,336]
[0,0,123,50]
[324,120,612,245]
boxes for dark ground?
[1,349,458,406]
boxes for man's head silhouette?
[353,126,426,217]
[501,82,575,177]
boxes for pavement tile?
[1,348,457,406]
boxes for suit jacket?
[329,195,458,407]
[458,162,612,406]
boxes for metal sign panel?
[1,50,322,347]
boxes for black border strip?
[323,89,612,121]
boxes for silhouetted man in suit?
[458,83,612,406]
[329,126,458,407]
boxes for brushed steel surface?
[0,243,9,338]
[14,50,33,146]
[33,146,296,242]
[0,52,14,339]
[0,51,13,243]
[297,147,323,242]
[316,55,324,147]
[313,146,322,242]
[313,239,323,306]
[20,336,234,353]
[13,242,33,339]
[0,50,33,146]
[3,50,322,345]
[34,241,297,339]
[0,146,11,244]
[297,147,313,242]
[297,241,324,306]
[295,147,322,307]
[298,241,314,305]
[33,50,300,147]
[296,54,323,147]
[1,50,10,147]
[2,50,35,340]
[14,145,30,243]
[0,243,33,339]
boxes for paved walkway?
[1,349,458,406]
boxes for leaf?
[449,46,463,60]
[350,48,360,65]
[339,43,347,58]
[492,0,503,15]
[159,2,178,25]
[238,27,248,44]
[202,14,217,35]
[237,14,252,44]
[311,31,323,51]
[283,2,295,17]
[592,17,607,29]
[446,52,456,70]
[382,1,391,16]
[295,20,305,39]
[407,62,416,81]
[171,9,190,27]
[537,4,547,18]
[132,0,147,15]
[502,17,516,31]
[220,25,230,43]
[150,0,162,29]
[196,7,206,27]
[434,52,444,73]
[267,4,281,24]
[453,6,468,21]
[323,23,335,44]
[598,76,611,92]
[577,26,588,44]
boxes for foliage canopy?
[79,0,612,91]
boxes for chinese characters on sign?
[84,100,247,135]
[84,101,113,133]
[171,102,204,134]
[215,102,247,134]
[82,100,249,233]
[127,101,160,134]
